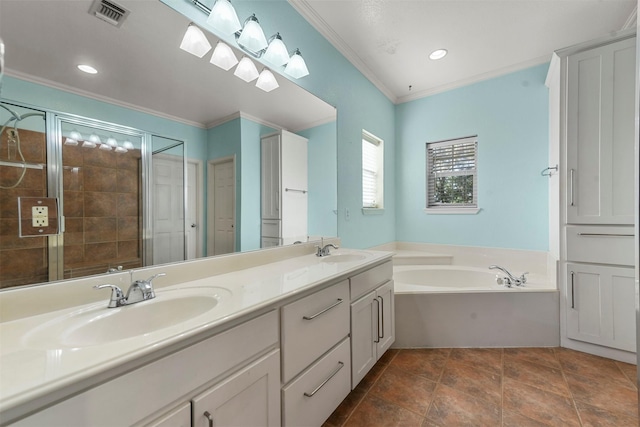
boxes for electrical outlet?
[32,206,49,227]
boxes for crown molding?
[4,68,206,129]
[287,0,397,103]
[291,114,336,132]
[622,5,637,29]
[397,55,551,104]
[206,111,285,131]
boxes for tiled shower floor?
[323,348,638,427]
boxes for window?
[426,135,478,212]
[362,130,384,210]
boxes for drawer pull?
[377,296,384,340]
[577,233,634,237]
[303,299,343,320]
[204,411,214,427]
[569,169,575,206]
[373,297,380,343]
[303,361,345,397]
[570,271,575,309]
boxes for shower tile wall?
[0,129,47,288]
[62,142,142,279]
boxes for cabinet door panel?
[261,135,281,220]
[376,281,395,355]
[611,273,636,352]
[192,350,280,427]
[350,290,377,388]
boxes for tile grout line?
[556,348,585,427]
[422,348,452,426]
[500,348,504,427]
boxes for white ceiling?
[0,0,336,130]
[290,0,637,103]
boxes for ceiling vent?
[88,0,130,27]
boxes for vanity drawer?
[566,225,634,266]
[350,260,393,301]
[281,280,349,383]
[282,338,351,427]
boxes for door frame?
[187,158,204,258]
[207,156,236,255]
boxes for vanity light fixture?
[77,64,98,74]
[65,129,82,146]
[429,49,448,60]
[122,140,135,150]
[64,137,78,146]
[82,133,101,148]
[255,68,279,92]
[106,136,118,148]
[236,14,268,53]
[210,41,238,71]
[99,142,112,151]
[114,145,128,153]
[284,49,309,79]
[263,33,289,66]
[206,0,241,35]
[180,23,212,58]
[82,140,97,148]
[234,56,259,82]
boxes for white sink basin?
[320,253,367,263]
[22,287,230,349]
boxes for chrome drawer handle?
[303,299,343,320]
[570,271,575,309]
[303,362,344,397]
[377,296,384,340]
[373,297,380,343]
[204,411,214,427]
[569,169,575,206]
[577,233,634,237]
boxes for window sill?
[424,207,481,215]
[362,208,384,215]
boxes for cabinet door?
[567,264,635,352]
[143,402,190,427]
[261,134,281,220]
[192,350,281,427]
[566,37,635,224]
[376,281,395,355]
[350,290,377,388]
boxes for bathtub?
[392,265,560,348]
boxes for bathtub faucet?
[489,265,528,287]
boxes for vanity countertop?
[0,248,392,422]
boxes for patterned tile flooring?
[323,348,639,427]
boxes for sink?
[23,287,230,349]
[320,253,367,263]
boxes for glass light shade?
[233,57,259,82]
[82,140,96,148]
[64,137,78,146]
[122,140,135,150]
[180,24,212,58]
[114,146,128,153]
[106,137,118,148]
[206,0,241,35]
[237,15,268,52]
[255,69,279,92]
[210,41,238,71]
[263,33,289,66]
[284,49,309,79]
[89,133,102,144]
[69,130,83,140]
[99,143,112,151]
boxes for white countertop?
[0,248,392,422]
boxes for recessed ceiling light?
[77,64,98,74]
[429,49,448,60]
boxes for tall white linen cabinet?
[547,29,637,361]
[261,130,309,247]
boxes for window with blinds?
[362,131,384,209]
[426,136,477,209]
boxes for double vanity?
[0,243,394,426]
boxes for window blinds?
[362,137,379,208]
[426,136,477,208]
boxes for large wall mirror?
[0,0,337,289]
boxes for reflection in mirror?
[0,0,337,290]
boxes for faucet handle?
[94,284,124,308]
[520,272,529,284]
[144,272,166,284]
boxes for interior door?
[186,161,198,260]
[208,158,235,255]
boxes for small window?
[426,136,478,212]
[362,130,384,209]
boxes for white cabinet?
[349,261,394,388]
[143,402,190,427]
[566,264,635,352]
[261,130,308,247]
[566,36,636,225]
[192,350,281,427]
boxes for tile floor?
[323,348,639,427]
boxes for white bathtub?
[392,265,560,348]
[393,265,554,293]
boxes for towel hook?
[541,164,558,178]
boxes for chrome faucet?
[489,265,528,287]
[94,273,166,308]
[316,238,339,257]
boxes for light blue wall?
[161,0,397,249]
[298,121,338,238]
[395,64,549,251]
